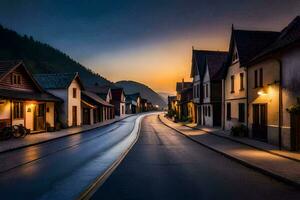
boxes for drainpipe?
[222,79,225,130]
[276,59,283,150]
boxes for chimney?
[182,78,184,90]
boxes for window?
[206,84,209,98]
[238,103,245,122]
[204,106,207,116]
[227,103,231,120]
[231,75,235,93]
[12,74,21,85]
[13,102,24,119]
[208,106,211,117]
[197,84,199,98]
[73,88,77,98]
[259,68,263,87]
[240,73,244,91]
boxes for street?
[0,115,140,200]
[92,114,300,200]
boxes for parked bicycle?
[0,124,30,140]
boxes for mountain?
[115,81,167,108]
[157,92,176,104]
[0,25,113,87]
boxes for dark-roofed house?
[190,49,226,124]
[224,27,279,132]
[178,86,194,122]
[176,79,193,120]
[86,84,114,120]
[125,93,141,114]
[245,16,300,150]
[81,91,114,125]
[202,51,228,127]
[111,88,126,116]
[34,72,84,127]
[0,61,61,133]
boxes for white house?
[224,27,279,131]
[34,72,84,127]
[246,16,300,150]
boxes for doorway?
[290,113,300,151]
[252,104,268,141]
[82,108,90,125]
[34,103,46,131]
[72,106,77,126]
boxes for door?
[34,103,46,131]
[72,106,77,126]
[82,108,90,125]
[252,104,267,141]
[290,113,300,151]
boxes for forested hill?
[115,80,167,108]
[0,25,113,87]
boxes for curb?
[0,115,134,154]
[183,124,300,163]
[158,115,300,188]
[77,114,145,200]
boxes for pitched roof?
[230,29,280,66]
[190,50,228,79]
[0,60,47,92]
[176,82,192,93]
[81,91,113,107]
[111,88,125,101]
[86,84,111,94]
[0,88,62,102]
[248,16,300,64]
[205,52,228,81]
[34,72,83,90]
[125,93,140,102]
[0,60,23,79]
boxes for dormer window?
[12,74,21,85]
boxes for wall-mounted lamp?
[257,90,267,96]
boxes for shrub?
[167,109,176,118]
[231,124,248,137]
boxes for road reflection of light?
[20,147,42,176]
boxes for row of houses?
[169,16,300,151]
[0,61,154,135]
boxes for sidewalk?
[159,114,300,187]
[0,114,132,153]
[185,122,300,162]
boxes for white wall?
[248,59,280,144]
[224,59,247,130]
[203,65,211,104]
[47,89,68,126]
[25,103,34,130]
[68,79,82,126]
[46,102,55,127]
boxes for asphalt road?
[0,115,140,200]
[92,115,300,200]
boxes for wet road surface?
[92,115,300,200]
[0,115,140,200]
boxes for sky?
[0,0,299,93]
